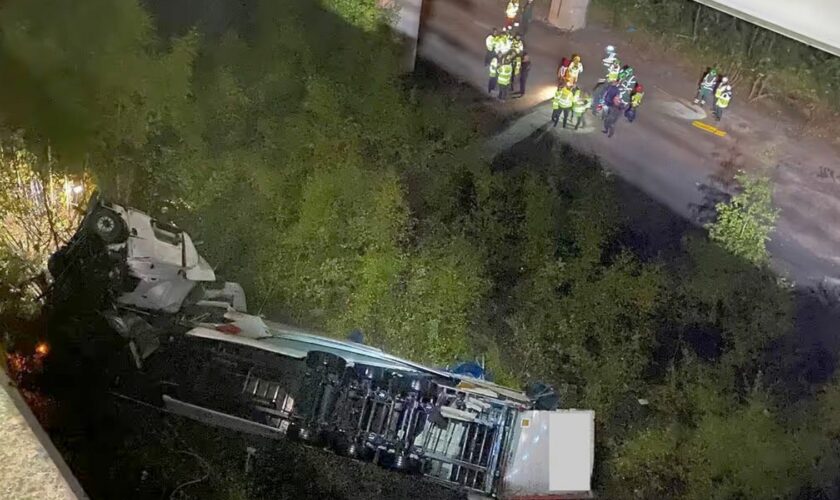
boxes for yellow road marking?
[692,120,727,137]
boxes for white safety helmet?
[721,76,729,83]
[605,45,616,54]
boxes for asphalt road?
[417,0,840,289]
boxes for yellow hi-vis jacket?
[495,35,512,55]
[567,62,583,81]
[606,62,620,82]
[554,87,574,109]
[488,58,498,78]
[573,96,591,115]
[497,63,513,86]
[715,87,732,108]
[506,1,519,18]
[485,35,496,51]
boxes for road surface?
[417,0,840,289]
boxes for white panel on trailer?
[501,410,594,498]
[548,410,595,493]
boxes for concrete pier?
[0,369,86,500]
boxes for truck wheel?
[88,209,126,244]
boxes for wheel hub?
[97,217,115,233]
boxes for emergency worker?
[626,83,644,122]
[572,89,591,130]
[566,54,583,85]
[497,55,514,100]
[603,45,618,66]
[618,66,636,103]
[495,28,513,56]
[488,55,499,94]
[505,0,519,26]
[694,67,719,106]
[557,56,570,85]
[485,28,499,65]
[551,81,575,128]
[518,52,531,95]
[713,77,732,121]
[603,94,625,138]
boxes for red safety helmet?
[634,83,644,93]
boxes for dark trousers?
[499,84,510,100]
[488,77,497,94]
[551,108,571,127]
[603,111,620,137]
[592,84,606,115]
[714,105,726,121]
[573,113,585,129]
[519,70,529,95]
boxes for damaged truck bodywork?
[48,196,595,499]
[162,321,595,498]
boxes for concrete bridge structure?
[0,369,86,499]
[547,0,840,56]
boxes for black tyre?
[88,209,127,244]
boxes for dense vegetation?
[595,0,840,116]
[1,0,839,497]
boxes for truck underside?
[159,330,523,496]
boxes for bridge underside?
[693,0,840,57]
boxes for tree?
[707,172,778,265]
[0,0,196,194]
[0,133,92,291]
[609,369,819,499]
[321,0,394,31]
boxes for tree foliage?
[321,0,395,31]
[0,133,92,290]
[707,172,779,265]
[0,0,197,188]
[610,385,817,499]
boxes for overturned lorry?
[48,195,595,499]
